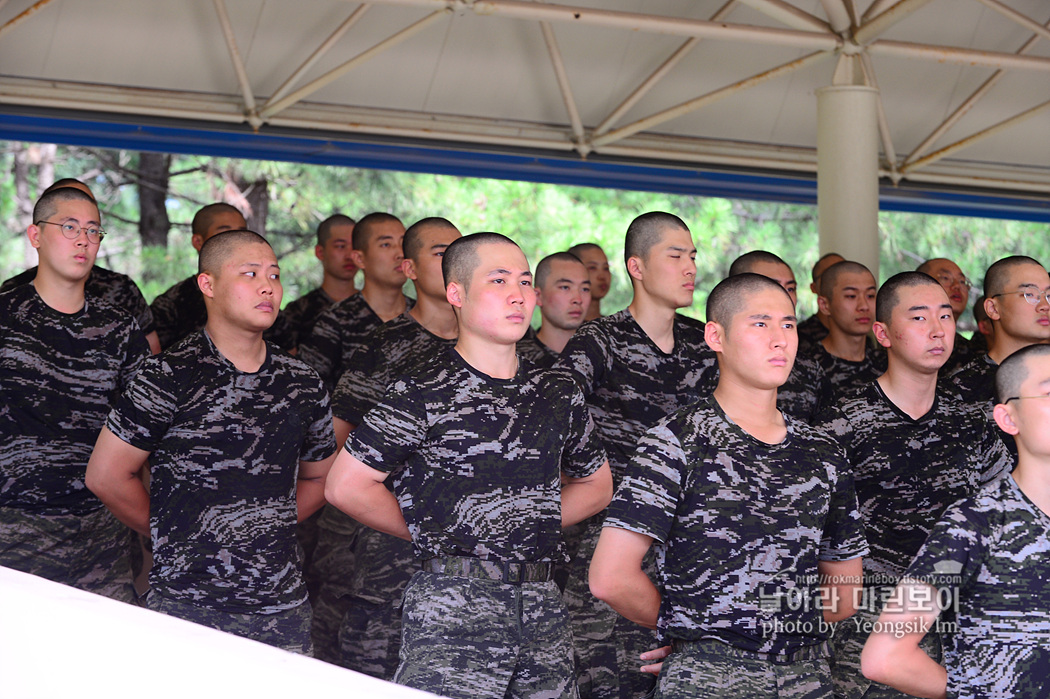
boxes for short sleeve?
[298,373,338,462]
[297,309,340,388]
[819,445,870,562]
[106,357,178,452]
[553,322,610,397]
[603,420,685,545]
[347,377,429,473]
[118,318,151,392]
[902,498,989,590]
[558,383,607,479]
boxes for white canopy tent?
[1,0,1049,260]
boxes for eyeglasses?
[935,274,971,289]
[37,220,105,244]
[991,289,1050,306]
[1003,395,1050,404]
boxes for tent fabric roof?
[1,0,1049,217]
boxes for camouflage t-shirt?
[515,327,559,370]
[331,312,456,426]
[297,292,414,389]
[554,309,718,484]
[945,353,997,404]
[604,395,868,654]
[280,287,337,350]
[816,382,1010,587]
[903,475,1049,699]
[796,315,829,352]
[806,342,887,401]
[106,331,337,613]
[941,331,976,376]
[348,348,607,562]
[0,285,150,515]
[150,275,206,351]
[2,264,155,335]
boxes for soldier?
[0,186,149,601]
[517,251,592,369]
[271,214,358,354]
[317,217,461,673]
[86,230,338,653]
[805,260,887,399]
[861,343,1050,698]
[816,272,1011,698]
[325,232,613,699]
[555,212,717,699]
[149,202,247,351]
[797,252,844,350]
[590,273,866,699]
[726,250,830,422]
[570,242,612,321]
[916,257,975,373]
[297,212,411,389]
[1,178,160,355]
[947,255,1050,404]
[970,294,992,355]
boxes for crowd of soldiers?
[1,177,1048,699]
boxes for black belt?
[670,638,830,666]
[423,556,554,584]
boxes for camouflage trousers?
[337,527,417,679]
[656,640,833,699]
[308,505,359,663]
[562,515,657,699]
[829,604,942,699]
[148,593,313,655]
[395,569,578,699]
[0,505,135,603]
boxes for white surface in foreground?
[0,565,436,699]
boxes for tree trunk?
[13,144,34,268]
[239,177,269,238]
[138,152,172,249]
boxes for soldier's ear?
[993,403,1019,436]
[402,258,418,281]
[985,296,1001,322]
[817,295,831,316]
[26,224,42,249]
[626,255,645,282]
[350,249,366,270]
[704,320,726,353]
[446,281,464,309]
[872,321,892,349]
[197,271,216,299]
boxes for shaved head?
[442,232,520,291]
[33,187,98,224]
[707,273,793,332]
[198,229,271,274]
[984,255,1043,298]
[352,212,403,251]
[404,217,459,261]
[820,260,874,298]
[995,343,1050,404]
[624,212,689,266]
[876,271,943,324]
[191,203,244,239]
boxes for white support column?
[816,85,880,277]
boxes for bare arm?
[324,448,410,541]
[145,331,161,356]
[589,527,659,630]
[860,580,947,699]
[296,450,337,522]
[561,460,613,528]
[85,427,152,536]
[818,557,863,623]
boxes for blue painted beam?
[2,111,1048,222]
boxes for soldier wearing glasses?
[0,186,149,600]
[917,258,976,373]
[947,255,1050,455]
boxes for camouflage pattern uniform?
[553,309,717,699]
[941,332,976,375]
[816,383,1011,699]
[149,275,207,351]
[297,292,414,389]
[297,295,412,662]
[604,395,869,699]
[516,327,559,369]
[0,285,149,601]
[106,330,337,652]
[347,348,607,699]
[945,353,1016,458]
[330,312,455,677]
[277,287,338,351]
[1,264,156,337]
[796,315,829,353]
[804,343,887,401]
[902,474,1050,698]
